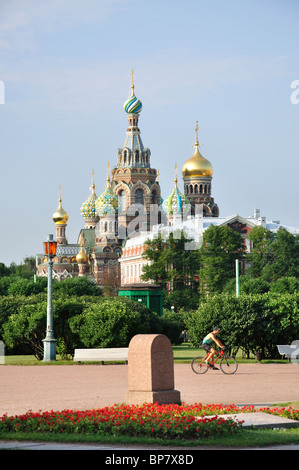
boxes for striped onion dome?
[123,69,142,114]
[80,170,99,220]
[96,165,118,216]
[162,166,191,216]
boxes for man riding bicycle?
[201,327,225,370]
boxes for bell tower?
[182,122,219,217]
[111,70,161,235]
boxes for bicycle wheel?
[220,356,238,374]
[191,356,209,374]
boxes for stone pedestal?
[125,334,181,405]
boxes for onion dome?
[162,164,191,216]
[76,244,88,264]
[123,69,142,114]
[52,185,69,225]
[80,170,99,220]
[95,163,118,216]
[182,122,213,178]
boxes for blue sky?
[0,0,298,265]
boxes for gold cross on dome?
[131,68,135,92]
[195,121,200,147]
[106,161,111,184]
[91,169,95,193]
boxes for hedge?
[186,292,299,358]
[0,295,183,359]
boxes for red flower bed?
[0,403,244,440]
[1,403,297,440]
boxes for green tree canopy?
[198,225,245,296]
[141,231,200,308]
[248,226,299,280]
[52,276,102,297]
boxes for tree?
[140,233,169,290]
[9,256,36,279]
[186,292,299,358]
[198,225,245,296]
[102,264,121,297]
[141,231,200,308]
[0,263,10,277]
[223,275,270,295]
[248,226,299,281]
[69,298,161,348]
[267,228,299,280]
[270,276,299,294]
[52,276,102,297]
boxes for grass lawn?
[1,344,288,365]
[1,420,299,448]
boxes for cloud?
[0,0,132,50]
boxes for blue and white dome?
[162,167,190,216]
[96,168,118,216]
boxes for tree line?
[0,224,298,359]
[141,225,299,308]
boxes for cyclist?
[201,327,225,370]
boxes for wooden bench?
[73,348,128,365]
[277,343,299,361]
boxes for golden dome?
[52,186,69,225]
[76,245,88,264]
[182,122,213,178]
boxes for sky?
[0,0,298,266]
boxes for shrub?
[69,297,161,348]
[52,277,102,297]
[186,293,299,358]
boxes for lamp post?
[235,259,240,298]
[43,234,57,361]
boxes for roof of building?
[121,210,299,251]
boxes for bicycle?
[191,348,238,375]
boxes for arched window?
[118,190,126,212]
[152,189,158,205]
[135,189,143,205]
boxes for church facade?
[36,73,298,286]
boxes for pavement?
[0,362,299,451]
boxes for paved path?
[1,363,299,451]
[0,363,298,417]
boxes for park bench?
[277,343,299,361]
[73,348,128,365]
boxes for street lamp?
[235,259,240,298]
[43,234,57,361]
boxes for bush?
[52,277,102,297]
[69,297,161,348]
[270,276,299,294]
[1,296,96,358]
[186,293,299,358]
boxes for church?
[36,72,299,286]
